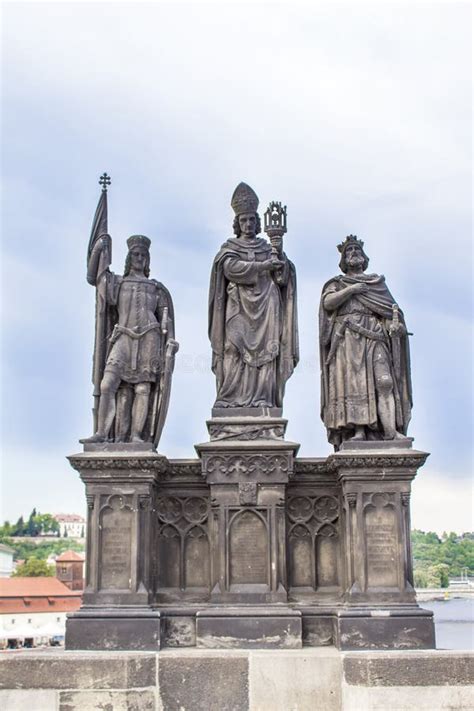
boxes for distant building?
[55,550,85,591]
[448,576,474,590]
[0,577,81,648]
[53,513,86,538]
[0,544,14,578]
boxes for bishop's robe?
[209,236,298,408]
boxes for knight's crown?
[127,235,151,251]
[337,234,364,253]
[231,182,259,216]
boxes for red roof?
[0,577,81,597]
[55,550,85,562]
[0,577,82,614]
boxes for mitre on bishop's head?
[231,182,259,216]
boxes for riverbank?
[420,597,474,651]
[416,588,474,601]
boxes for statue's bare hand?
[269,258,285,271]
[100,234,111,249]
[389,322,406,338]
[350,282,369,294]
[260,259,282,272]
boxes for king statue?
[319,235,412,449]
[208,182,299,410]
[81,176,178,447]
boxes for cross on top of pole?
[99,173,111,192]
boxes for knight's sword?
[391,303,402,384]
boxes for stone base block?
[301,612,336,646]
[1,649,473,711]
[334,607,435,650]
[161,614,197,647]
[66,609,161,651]
[196,607,302,649]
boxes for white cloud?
[412,470,473,535]
[1,2,471,530]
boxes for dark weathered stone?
[0,652,156,689]
[83,441,156,453]
[65,456,160,626]
[81,180,178,448]
[331,446,428,607]
[154,491,211,603]
[161,615,196,647]
[208,415,286,441]
[209,183,298,410]
[59,690,156,711]
[196,436,299,607]
[339,438,414,451]
[343,651,474,686]
[319,235,412,449]
[287,492,341,595]
[334,609,435,651]
[302,614,335,646]
[212,407,283,418]
[196,608,302,649]
[159,653,249,711]
[66,611,161,651]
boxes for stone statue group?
[82,179,412,451]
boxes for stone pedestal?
[195,412,300,646]
[65,450,166,650]
[329,440,435,650]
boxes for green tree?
[35,513,60,535]
[414,569,429,588]
[27,508,40,537]
[412,529,474,585]
[0,537,85,562]
[12,516,26,536]
[0,520,13,537]
[12,558,55,577]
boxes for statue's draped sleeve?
[276,257,298,406]
[208,244,241,381]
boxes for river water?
[420,597,474,650]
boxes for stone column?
[329,440,435,650]
[65,449,166,650]
[194,412,302,648]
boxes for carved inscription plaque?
[365,506,398,588]
[229,510,267,585]
[100,506,132,590]
[290,536,312,587]
[317,536,339,587]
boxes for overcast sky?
[1,1,472,533]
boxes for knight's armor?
[105,276,165,384]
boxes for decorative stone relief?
[204,453,291,478]
[287,494,341,592]
[69,456,168,472]
[155,495,210,592]
[239,482,258,506]
[209,423,285,441]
